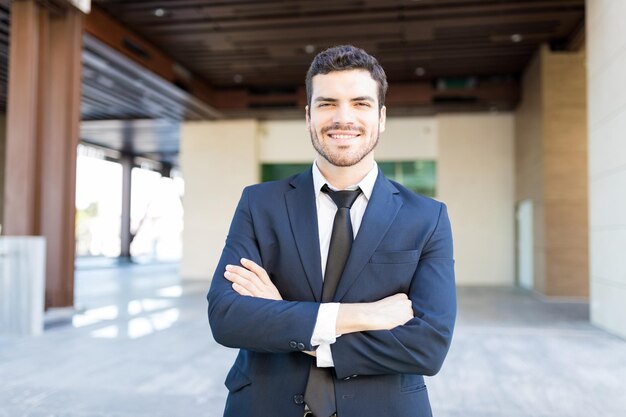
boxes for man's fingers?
[390,293,409,300]
[226,264,259,282]
[240,258,273,285]
[224,270,262,294]
[383,293,409,303]
[232,282,253,296]
[224,261,282,300]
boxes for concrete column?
[587,0,626,338]
[120,154,133,260]
[179,120,259,280]
[3,0,84,308]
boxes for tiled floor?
[1,263,625,417]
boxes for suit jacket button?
[293,394,304,405]
[297,342,306,350]
[289,341,298,349]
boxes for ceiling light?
[511,33,523,43]
[415,67,426,76]
[153,8,167,17]
[304,44,316,54]
[233,74,243,84]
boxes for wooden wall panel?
[3,0,84,308]
[541,46,588,297]
[3,0,40,236]
[515,45,588,297]
[0,116,6,228]
[515,50,546,292]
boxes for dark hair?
[305,45,388,109]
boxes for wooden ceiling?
[91,0,585,117]
[0,0,585,165]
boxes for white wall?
[180,114,515,285]
[438,114,516,285]
[373,117,438,160]
[179,120,258,279]
[258,120,316,163]
[587,0,626,338]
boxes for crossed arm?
[224,258,414,355]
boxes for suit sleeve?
[330,203,456,379]
[207,187,320,353]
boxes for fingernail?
[241,258,249,264]
[225,264,232,270]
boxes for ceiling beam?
[212,78,519,112]
[84,6,217,109]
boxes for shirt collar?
[312,160,378,201]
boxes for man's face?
[306,69,386,168]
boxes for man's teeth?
[330,134,358,139]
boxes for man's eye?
[318,103,332,107]
[356,102,371,107]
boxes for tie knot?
[322,184,362,209]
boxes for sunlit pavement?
[1,263,625,417]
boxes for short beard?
[309,124,379,167]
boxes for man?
[208,45,455,417]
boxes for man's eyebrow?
[351,96,376,102]
[314,97,338,102]
[313,96,376,103]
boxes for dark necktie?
[304,184,362,417]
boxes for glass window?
[75,146,122,258]
[261,163,310,182]
[379,161,436,197]
[261,161,436,197]
[130,167,184,262]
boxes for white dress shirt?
[309,161,378,367]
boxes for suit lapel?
[284,168,323,301]
[334,171,402,301]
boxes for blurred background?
[1,1,625,416]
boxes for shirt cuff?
[310,303,340,346]
[310,303,340,368]
[315,343,335,367]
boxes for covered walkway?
[0,264,624,417]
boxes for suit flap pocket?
[224,366,252,392]
[370,250,420,264]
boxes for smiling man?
[208,45,456,417]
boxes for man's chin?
[322,154,363,168]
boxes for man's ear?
[379,105,387,133]
[305,105,310,129]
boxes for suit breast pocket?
[363,250,420,295]
[369,250,420,264]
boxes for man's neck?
[316,156,375,190]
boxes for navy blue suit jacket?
[208,166,456,417]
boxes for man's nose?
[332,104,356,124]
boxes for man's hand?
[366,293,414,330]
[336,293,413,335]
[224,258,283,300]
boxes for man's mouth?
[327,132,360,140]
